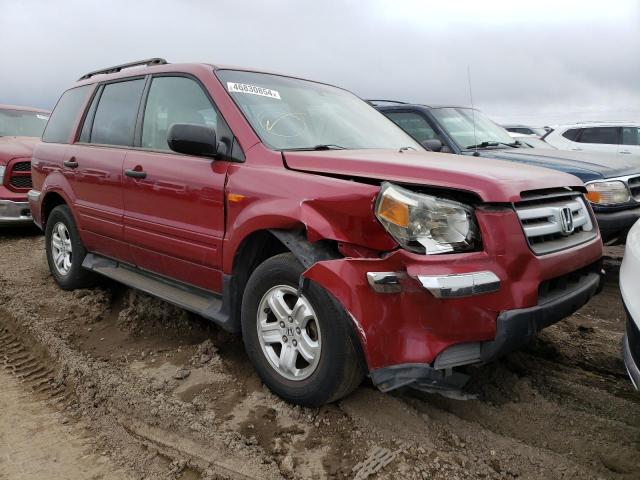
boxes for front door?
[122,75,228,292]
[620,126,640,158]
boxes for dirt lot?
[0,228,638,480]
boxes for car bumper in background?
[620,219,640,389]
[623,331,640,390]
[595,207,640,244]
[0,200,33,226]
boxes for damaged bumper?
[369,269,603,392]
[303,207,604,393]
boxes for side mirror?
[167,123,218,157]
[422,139,443,152]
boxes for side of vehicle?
[620,219,640,389]
[544,123,640,158]
[375,103,640,244]
[31,60,603,406]
[0,105,50,225]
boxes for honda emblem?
[559,207,574,235]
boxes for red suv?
[30,59,603,405]
[0,104,50,225]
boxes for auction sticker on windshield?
[227,82,281,99]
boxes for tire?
[45,205,97,290]
[241,253,365,407]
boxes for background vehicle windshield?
[217,70,421,151]
[0,109,49,137]
[431,107,517,149]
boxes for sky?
[1,0,639,126]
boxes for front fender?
[223,163,396,272]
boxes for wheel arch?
[41,190,71,228]
[223,228,341,331]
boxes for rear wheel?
[241,253,365,406]
[45,205,97,290]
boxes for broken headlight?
[375,182,479,254]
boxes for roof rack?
[366,99,408,105]
[78,58,168,81]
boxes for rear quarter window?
[42,86,90,143]
[561,128,581,141]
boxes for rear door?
[122,74,232,292]
[68,78,146,262]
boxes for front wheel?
[241,253,365,406]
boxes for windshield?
[216,70,421,151]
[430,107,516,149]
[0,109,50,137]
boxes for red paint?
[30,62,603,375]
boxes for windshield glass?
[430,107,516,149]
[0,109,49,137]
[216,70,421,151]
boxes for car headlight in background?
[375,182,479,254]
[585,181,630,205]
[0,166,5,184]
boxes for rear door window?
[141,76,219,151]
[577,127,620,145]
[42,86,90,144]
[384,111,439,144]
[89,79,145,146]
[622,127,640,146]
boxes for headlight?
[585,181,630,205]
[0,166,5,184]
[375,182,480,254]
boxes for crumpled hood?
[477,148,640,182]
[0,136,38,164]
[283,149,584,203]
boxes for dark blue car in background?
[374,101,640,244]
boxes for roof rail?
[366,99,408,105]
[78,58,168,81]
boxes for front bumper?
[369,269,603,391]
[480,271,602,362]
[595,206,640,244]
[0,200,33,226]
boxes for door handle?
[63,157,78,169]
[620,150,631,154]
[125,168,147,179]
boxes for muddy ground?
[0,228,638,480]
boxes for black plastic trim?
[481,271,602,362]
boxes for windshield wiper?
[465,141,520,150]
[313,144,346,150]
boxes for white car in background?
[544,122,640,158]
[621,219,640,389]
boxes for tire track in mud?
[0,326,69,406]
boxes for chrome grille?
[629,176,640,201]
[515,193,597,255]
